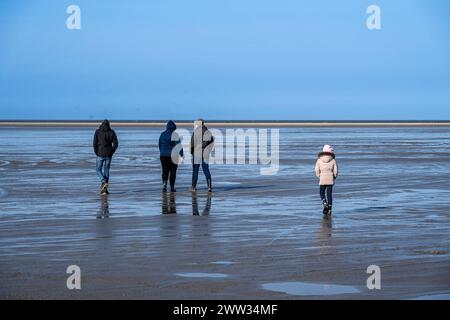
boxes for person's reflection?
[192,192,212,216]
[97,194,110,219]
[317,215,333,255]
[322,215,333,230]
[162,192,177,214]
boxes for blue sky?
[0,0,449,120]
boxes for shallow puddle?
[210,261,235,265]
[411,293,450,300]
[175,272,229,279]
[262,281,360,296]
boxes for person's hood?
[194,119,204,130]
[193,124,207,133]
[166,120,176,131]
[99,120,111,131]
[318,152,335,163]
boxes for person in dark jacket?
[93,120,118,194]
[159,120,184,192]
[190,119,214,192]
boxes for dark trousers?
[320,185,333,205]
[160,156,178,188]
[192,160,211,187]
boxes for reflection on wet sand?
[321,215,333,237]
[316,215,333,255]
[97,194,110,219]
[162,192,177,214]
[161,192,212,216]
[192,193,212,216]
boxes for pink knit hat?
[323,144,334,154]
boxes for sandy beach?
[0,125,449,299]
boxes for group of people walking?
[93,119,214,195]
[93,119,338,216]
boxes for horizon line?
[1,120,450,127]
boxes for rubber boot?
[322,200,328,215]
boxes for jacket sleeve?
[112,131,119,154]
[333,159,339,179]
[93,131,99,156]
[158,135,162,152]
[315,160,320,178]
[190,133,194,155]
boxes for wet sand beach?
[0,125,449,299]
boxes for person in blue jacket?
[158,120,184,192]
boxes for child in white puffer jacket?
[315,145,339,216]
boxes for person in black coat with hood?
[93,119,118,194]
